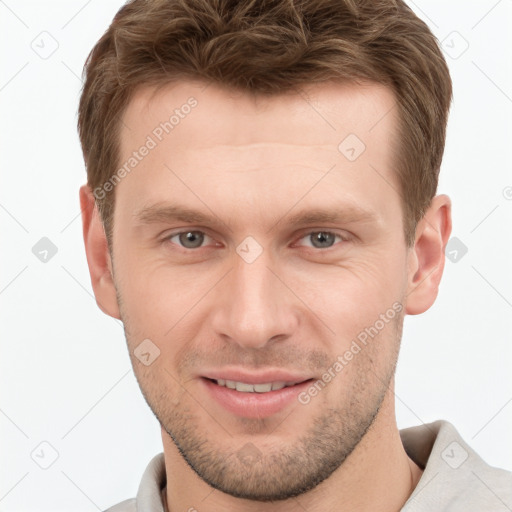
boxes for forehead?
[115,79,400,230]
[122,79,397,150]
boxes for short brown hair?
[78,0,452,247]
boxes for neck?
[161,384,423,512]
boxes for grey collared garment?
[104,420,512,511]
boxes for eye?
[296,231,346,249]
[163,230,347,251]
[166,230,213,249]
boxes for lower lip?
[201,377,314,418]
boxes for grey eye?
[309,231,337,248]
[295,231,344,249]
[177,231,205,248]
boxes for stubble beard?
[118,293,404,502]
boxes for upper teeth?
[215,379,298,393]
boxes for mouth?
[204,377,312,393]
[201,377,316,418]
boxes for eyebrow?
[133,202,378,230]
[134,203,221,226]
[282,205,377,228]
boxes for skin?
[80,79,451,511]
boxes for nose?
[211,248,300,350]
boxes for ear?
[79,185,121,320]
[405,194,452,315]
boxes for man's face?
[111,80,410,500]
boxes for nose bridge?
[212,249,297,349]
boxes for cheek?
[115,235,407,342]
[291,255,404,325]
[115,257,220,344]
[118,252,184,302]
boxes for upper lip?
[201,368,314,385]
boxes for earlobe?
[405,194,452,316]
[79,185,121,320]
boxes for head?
[79,0,452,502]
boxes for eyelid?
[160,228,351,250]
[161,228,217,248]
[293,229,351,248]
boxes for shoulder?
[103,498,137,512]
[401,420,512,511]
[102,453,166,512]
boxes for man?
[78,0,512,510]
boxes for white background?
[1,0,511,510]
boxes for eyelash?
[161,230,350,251]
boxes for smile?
[212,379,301,393]
[202,377,315,418]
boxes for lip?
[201,368,313,385]
[201,376,315,419]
